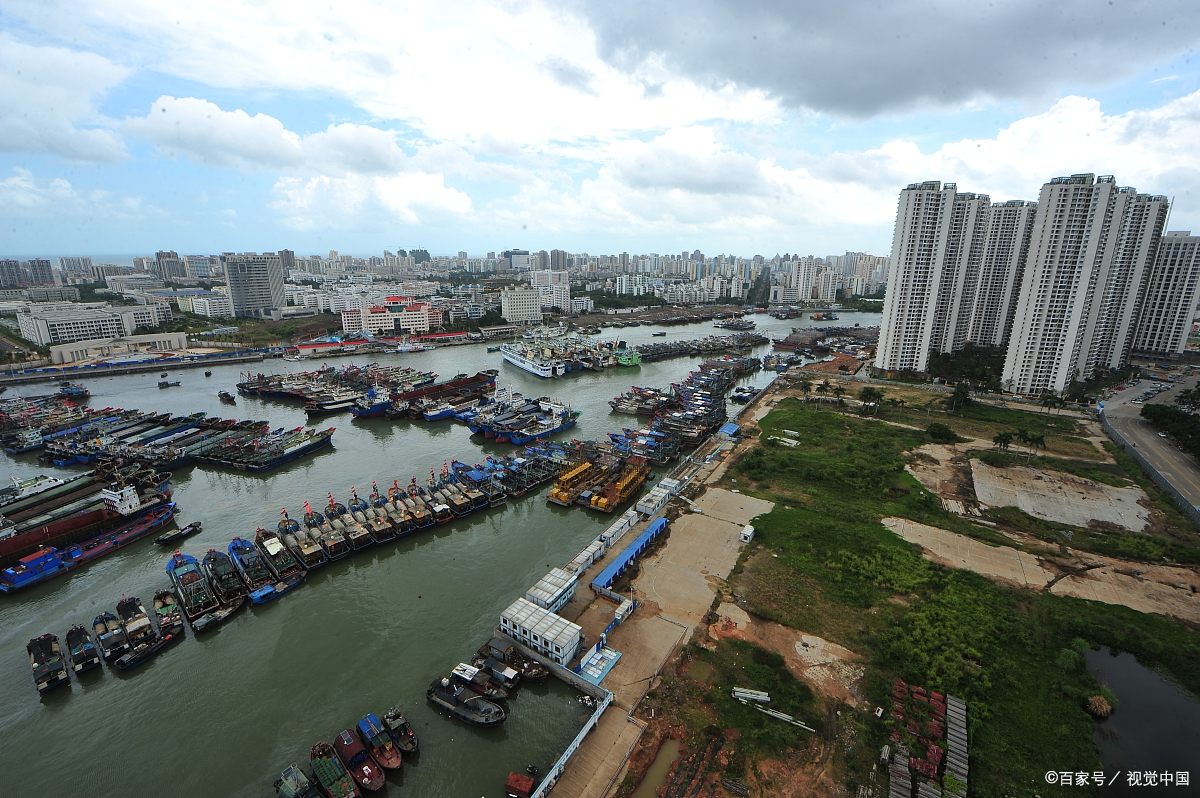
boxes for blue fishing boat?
[348,388,391,418]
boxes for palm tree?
[1026,433,1046,464]
[923,397,939,423]
[798,377,813,401]
[1014,428,1031,455]
[992,432,1013,450]
[1039,390,1058,414]
[816,381,829,398]
[833,384,846,406]
[858,386,882,415]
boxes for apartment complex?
[877,173,1179,396]
[222,253,286,318]
[1131,232,1200,359]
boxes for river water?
[1087,648,1200,796]
[0,312,877,797]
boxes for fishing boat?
[480,636,549,682]
[310,741,361,798]
[116,595,156,648]
[156,520,201,546]
[158,381,181,389]
[204,371,212,377]
[451,662,510,701]
[427,677,506,726]
[277,511,327,570]
[256,525,305,579]
[65,624,102,675]
[93,611,130,662]
[0,503,178,594]
[218,391,236,405]
[652,331,667,336]
[28,633,70,693]
[335,728,387,791]
[356,715,403,770]
[165,551,220,624]
[115,628,179,671]
[348,388,391,419]
[274,764,320,798]
[153,589,185,637]
[191,596,244,633]
[248,569,305,604]
[229,537,273,592]
[202,548,249,605]
[381,706,419,754]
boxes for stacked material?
[944,696,968,797]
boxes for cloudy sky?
[2,0,1199,259]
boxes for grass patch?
[717,400,1200,798]
[969,449,1133,487]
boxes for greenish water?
[0,313,875,796]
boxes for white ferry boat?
[499,343,566,378]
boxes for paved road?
[1102,373,1200,511]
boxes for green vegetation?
[970,449,1130,487]
[839,288,886,312]
[927,344,1006,392]
[583,290,669,310]
[1140,404,1200,459]
[724,400,1200,797]
[925,422,961,443]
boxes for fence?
[1101,413,1200,527]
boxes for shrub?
[926,422,958,443]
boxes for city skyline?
[3,2,1200,256]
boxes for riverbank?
[605,381,1200,797]
[0,351,265,386]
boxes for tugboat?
[334,728,386,792]
[153,589,185,637]
[116,595,156,648]
[274,764,320,798]
[92,611,130,662]
[27,633,70,693]
[310,741,361,798]
[427,677,506,726]
[356,714,403,771]
[202,548,249,605]
[381,706,419,755]
[218,390,236,405]
[156,520,202,546]
[65,624,102,675]
[229,537,273,592]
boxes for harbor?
[0,312,878,796]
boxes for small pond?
[1087,648,1200,796]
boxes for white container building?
[500,597,583,666]
[526,567,578,613]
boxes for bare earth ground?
[884,517,1200,623]
[971,460,1150,532]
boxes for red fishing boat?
[334,728,386,791]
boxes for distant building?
[500,288,542,323]
[538,284,570,310]
[189,294,235,318]
[222,253,285,318]
[1131,231,1200,359]
[184,255,214,279]
[570,296,594,314]
[58,256,93,276]
[341,306,397,336]
[154,251,188,281]
[17,303,172,345]
[49,332,188,365]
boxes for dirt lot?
[884,516,1200,624]
[971,460,1150,531]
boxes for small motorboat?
[310,742,360,798]
[158,380,181,388]
[356,714,403,770]
[156,520,201,545]
[65,624,102,675]
[652,331,667,336]
[204,370,213,377]
[28,633,70,693]
[218,390,236,405]
[160,372,168,378]
[381,706,419,754]
[190,598,244,633]
[451,661,509,701]
[248,571,305,604]
[92,611,130,662]
[274,764,320,798]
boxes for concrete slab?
[635,513,747,627]
[551,710,647,798]
[692,487,775,526]
[1051,567,1200,624]
[882,517,1055,588]
[971,461,1150,532]
[601,613,687,708]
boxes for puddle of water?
[687,659,714,684]
[632,737,682,798]
[1086,648,1200,796]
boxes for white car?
[1160,432,1169,438]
